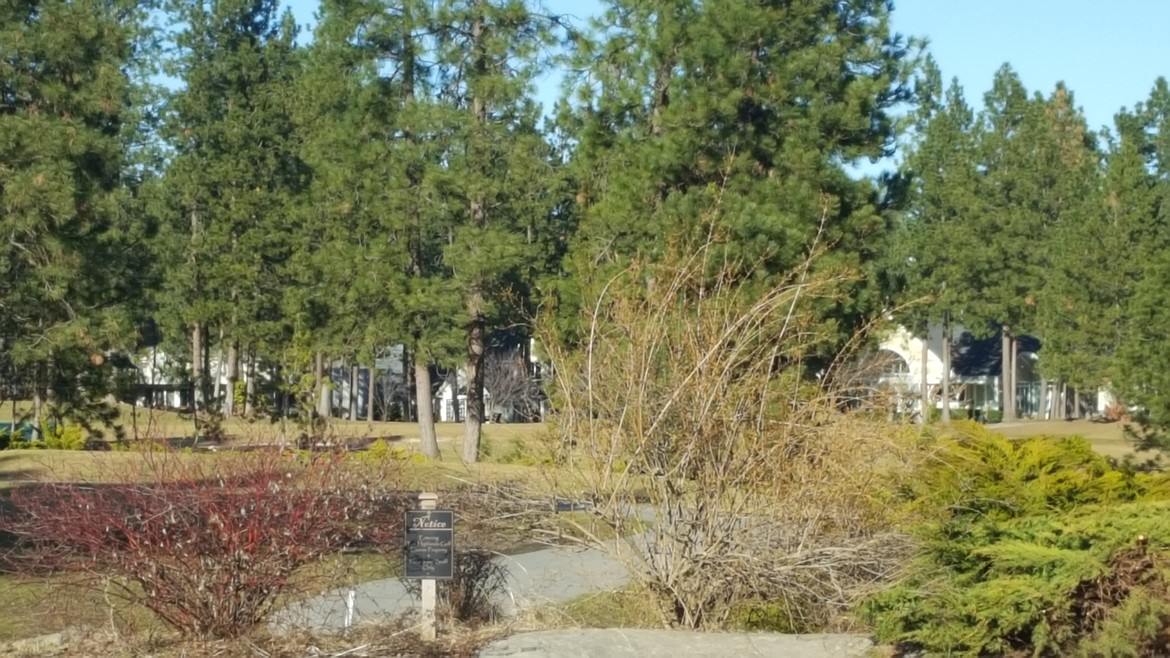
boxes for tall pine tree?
[559,0,917,352]
[158,0,306,416]
[0,0,154,431]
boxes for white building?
[874,324,1094,420]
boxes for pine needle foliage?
[865,423,1170,656]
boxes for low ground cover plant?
[865,423,1170,656]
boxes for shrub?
[43,423,86,450]
[863,425,1170,656]
[0,450,405,639]
[542,243,916,630]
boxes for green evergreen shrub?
[864,423,1170,656]
[43,424,87,450]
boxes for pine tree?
[945,67,1098,419]
[1112,79,1170,445]
[0,0,154,431]
[1030,93,1118,397]
[898,57,983,422]
[295,0,465,453]
[157,0,307,416]
[559,0,917,352]
[431,0,563,463]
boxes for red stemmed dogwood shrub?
[1,449,405,639]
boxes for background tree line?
[8,0,1170,458]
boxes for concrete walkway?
[277,542,879,658]
[477,629,875,658]
[276,542,631,631]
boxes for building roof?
[953,330,1041,378]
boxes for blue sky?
[283,0,1170,134]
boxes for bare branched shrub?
[0,450,405,639]
[540,246,916,631]
[483,346,542,422]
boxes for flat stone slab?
[477,629,875,658]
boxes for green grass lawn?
[1,413,1155,646]
[991,418,1140,461]
[0,401,550,445]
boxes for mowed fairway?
[992,419,1140,461]
[0,402,547,445]
[0,404,552,489]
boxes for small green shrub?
[864,424,1170,656]
[366,438,391,460]
[496,438,526,464]
[43,424,87,450]
[726,600,799,633]
[985,408,1003,423]
[233,381,246,413]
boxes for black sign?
[404,509,454,579]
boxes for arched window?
[876,349,910,375]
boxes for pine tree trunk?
[316,352,331,419]
[32,377,42,440]
[349,364,359,421]
[225,341,239,416]
[462,5,488,463]
[919,332,929,425]
[312,351,322,416]
[941,315,952,423]
[244,352,255,417]
[192,323,203,409]
[1074,388,1082,420]
[1000,326,1012,421]
[213,329,224,409]
[202,333,211,405]
[404,346,414,422]
[1010,337,1019,420]
[415,359,439,458]
[367,366,376,423]
[274,363,285,419]
[464,306,487,462]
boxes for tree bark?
[316,352,331,419]
[1011,336,1019,420]
[462,5,488,463]
[349,363,359,421]
[367,366,377,423]
[213,329,224,410]
[919,330,929,425]
[225,341,239,416]
[1000,326,1013,421]
[941,315,951,423]
[244,351,255,417]
[32,378,42,440]
[464,309,487,463]
[404,346,414,422]
[415,359,439,458]
[192,323,204,409]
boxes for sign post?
[405,493,453,640]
